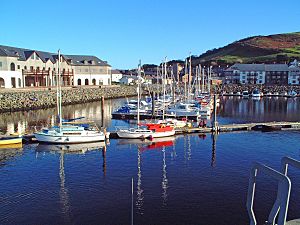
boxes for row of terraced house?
[224,61,300,85]
[0,45,112,88]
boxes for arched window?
[92,79,96,85]
[85,79,89,85]
[24,66,27,70]
[77,79,81,85]
[0,78,5,88]
[10,63,15,71]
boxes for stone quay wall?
[0,85,138,113]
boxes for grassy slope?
[195,32,300,64]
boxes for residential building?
[225,63,291,85]
[0,45,111,88]
[288,60,300,85]
[111,69,123,83]
[119,75,136,85]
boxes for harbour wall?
[0,85,139,113]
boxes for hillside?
[192,32,300,65]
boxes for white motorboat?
[288,90,298,97]
[166,102,200,117]
[242,91,250,98]
[252,89,261,98]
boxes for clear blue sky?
[1,0,300,69]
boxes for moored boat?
[242,91,249,98]
[0,136,22,145]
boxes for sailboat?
[34,50,106,144]
[116,61,175,139]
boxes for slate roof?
[111,69,122,74]
[0,44,110,66]
[229,63,265,71]
[265,64,289,71]
[229,63,289,72]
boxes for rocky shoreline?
[0,85,138,113]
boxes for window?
[0,62,2,67]
[24,66,27,70]
[31,54,34,59]
[10,63,15,71]
[17,65,20,69]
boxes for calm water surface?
[0,97,300,225]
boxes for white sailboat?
[117,61,175,139]
[34,50,106,144]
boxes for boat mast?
[202,67,204,93]
[184,59,187,101]
[137,60,141,128]
[207,66,211,94]
[163,57,167,121]
[59,50,62,128]
[198,64,201,95]
[188,53,192,102]
[56,51,60,124]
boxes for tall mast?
[202,67,204,93]
[188,53,192,101]
[184,59,187,100]
[58,49,62,128]
[56,51,60,123]
[198,64,201,94]
[207,66,211,94]
[163,57,167,120]
[137,60,141,128]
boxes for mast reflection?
[136,146,144,215]
[35,142,106,222]
[162,146,168,206]
[211,133,217,167]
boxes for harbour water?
[0,96,300,225]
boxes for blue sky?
[1,0,300,69]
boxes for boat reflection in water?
[0,143,23,165]
[35,142,107,223]
[36,142,106,154]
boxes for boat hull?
[34,133,105,144]
[0,137,23,145]
[117,130,175,139]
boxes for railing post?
[246,162,291,225]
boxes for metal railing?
[267,157,300,225]
[246,162,291,225]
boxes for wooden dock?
[109,121,300,139]
[22,121,300,142]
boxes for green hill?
[192,32,300,65]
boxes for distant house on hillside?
[120,75,142,85]
[111,69,123,83]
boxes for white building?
[288,60,300,85]
[0,45,111,88]
[111,69,123,83]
